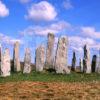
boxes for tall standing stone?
[23,48,31,74]
[55,36,70,74]
[13,41,20,72]
[0,44,1,73]
[1,48,11,77]
[96,52,100,73]
[45,33,55,69]
[36,45,45,72]
[0,44,1,62]
[91,55,97,72]
[0,44,1,74]
[71,51,76,71]
[83,44,91,73]
[79,58,83,72]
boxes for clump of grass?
[0,71,100,83]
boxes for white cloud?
[26,1,57,21]
[0,33,23,45]
[20,21,71,36]
[53,36,100,54]
[69,36,100,52]
[0,1,9,17]
[19,0,31,4]
[63,0,73,10]
[81,27,100,39]
[56,35,99,55]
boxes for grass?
[0,71,100,83]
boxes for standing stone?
[1,48,10,77]
[23,48,31,74]
[96,53,100,73]
[55,36,70,74]
[91,55,97,72]
[0,44,1,62]
[45,33,55,69]
[13,41,21,72]
[71,51,76,71]
[83,44,91,73]
[36,45,45,72]
[79,58,83,72]
[0,44,1,74]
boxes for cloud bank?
[20,21,71,36]
[81,27,100,39]
[0,1,9,17]
[26,1,57,21]
[0,33,23,45]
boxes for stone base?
[56,66,70,74]
[1,73,10,77]
[96,67,100,73]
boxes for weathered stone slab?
[23,48,31,74]
[71,51,76,71]
[83,44,91,73]
[55,36,70,74]
[1,48,11,77]
[79,58,83,72]
[13,41,21,72]
[36,45,45,72]
[45,33,55,69]
[0,44,1,62]
[91,55,97,72]
[0,44,1,73]
[96,55,100,73]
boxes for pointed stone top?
[48,33,55,37]
[14,41,20,47]
[60,35,68,40]
[58,35,68,42]
[36,45,45,50]
[84,44,90,52]
[84,44,89,48]
[80,58,83,60]
[25,48,30,54]
[15,41,19,44]
[48,32,54,35]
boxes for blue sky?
[0,0,100,65]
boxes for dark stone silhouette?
[91,55,97,72]
[71,51,76,71]
[0,47,1,62]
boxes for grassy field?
[0,71,100,100]
[0,71,100,83]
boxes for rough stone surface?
[0,45,1,72]
[36,45,45,72]
[55,36,70,74]
[83,44,91,73]
[91,55,97,72]
[45,33,55,69]
[71,51,76,71]
[1,48,10,77]
[23,48,31,74]
[96,55,100,73]
[13,41,20,72]
[79,58,83,72]
[0,44,1,62]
